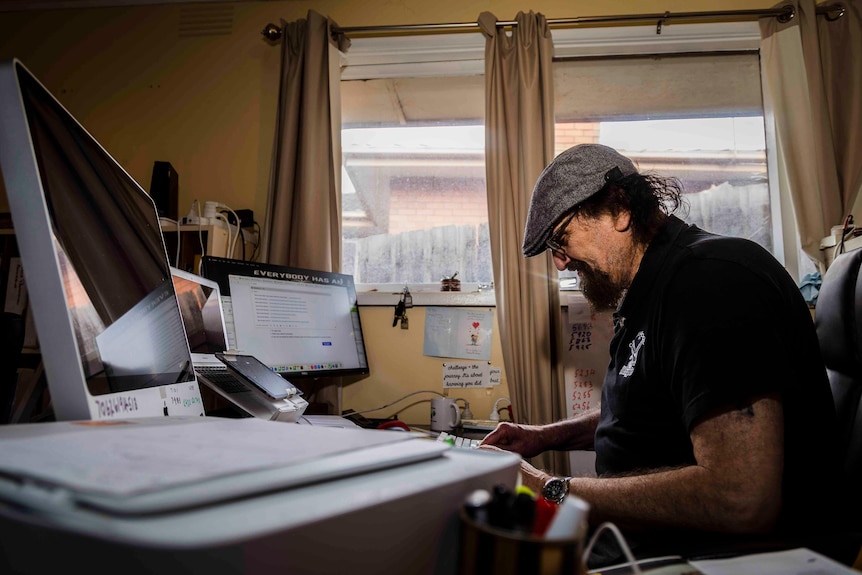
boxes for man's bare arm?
[481,409,600,457]
[537,409,601,451]
[522,395,784,533]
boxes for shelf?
[160,220,258,271]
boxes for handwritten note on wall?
[441,362,501,388]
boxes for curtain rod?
[261,3,846,42]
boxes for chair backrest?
[815,247,862,517]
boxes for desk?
[589,548,860,575]
[0,416,520,575]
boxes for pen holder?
[458,508,587,575]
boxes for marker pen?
[515,484,536,499]
[488,484,515,530]
[511,492,536,534]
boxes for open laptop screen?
[170,267,229,356]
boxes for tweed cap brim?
[522,144,638,257]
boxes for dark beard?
[568,261,625,312]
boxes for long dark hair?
[574,173,686,245]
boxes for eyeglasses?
[545,210,577,260]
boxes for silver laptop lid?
[170,267,230,367]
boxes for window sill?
[356,284,496,307]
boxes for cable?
[213,213,236,259]
[216,203,242,257]
[348,390,447,416]
[830,214,857,265]
[490,397,511,421]
[174,219,181,268]
[250,221,262,261]
[238,226,247,260]
[584,522,643,574]
[838,214,855,255]
[194,200,206,274]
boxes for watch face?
[543,478,568,504]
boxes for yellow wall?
[0,0,782,424]
[0,5,280,222]
[353,305,509,426]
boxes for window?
[598,116,770,250]
[551,47,775,285]
[340,36,490,289]
[339,118,491,286]
[339,21,809,294]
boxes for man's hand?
[480,422,547,458]
[477,443,553,496]
[480,410,601,458]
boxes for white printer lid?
[0,416,447,516]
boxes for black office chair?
[814,246,862,566]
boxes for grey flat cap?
[522,144,637,257]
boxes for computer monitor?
[0,59,204,421]
[199,256,370,380]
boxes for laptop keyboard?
[196,368,247,394]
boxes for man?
[481,144,841,566]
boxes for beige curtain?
[479,11,567,475]
[760,0,862,270]
[263,10,350,272]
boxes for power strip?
[182,216,213,225]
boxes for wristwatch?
[542,476,572,505]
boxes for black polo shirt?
[593,216,839,548]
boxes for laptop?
[170,267,308,422]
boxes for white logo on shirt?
[619,331,645,378]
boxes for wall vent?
[179,4,234,38]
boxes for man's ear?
[613,210,632,233]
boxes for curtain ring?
[824,3,846,21]
[777,4,795,23]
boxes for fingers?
[480,423,511,447]
[479,426,501,446]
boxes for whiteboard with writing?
[562,294,614,417]
[563,294,614,476]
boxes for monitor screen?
[199,256,370,379]
[0,59,203,420]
